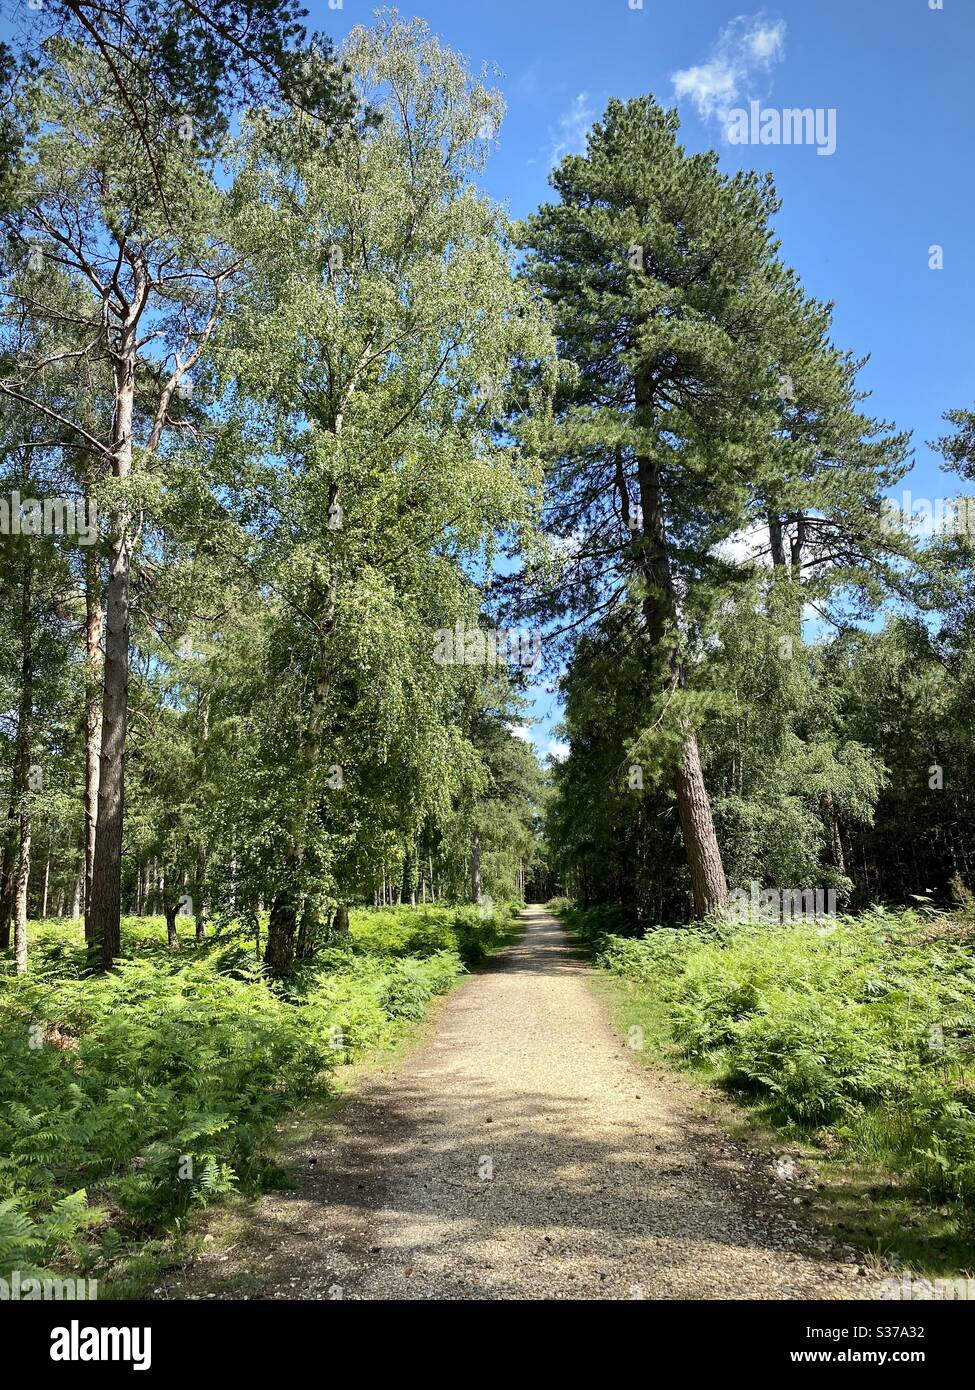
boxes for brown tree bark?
[768,513,787,567]
[634,374,728,917]
[674,730,729,917]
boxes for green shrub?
[589,906,975,1207]
[0,902,516,1277]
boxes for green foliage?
[0,903,514,1274]
[348,902,521,968]
[576,904,975,1206]
[0,1190,97,1282]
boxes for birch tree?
[1,39,240,965]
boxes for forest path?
[173,907,877,1301]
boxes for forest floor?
[161,907,888,1301]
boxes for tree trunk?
[194,846,208,943]
[633,378,728,918]
[194,691,210,941]
[295,896,323,960]
[825,792,846,875]
[13,812,30,975]
[265,868,300,977]
[264,658,330,978]
[768,513,787,567]
[0,782,16,950]
[471,827,482,903]
[84,547,103,943]
[165,900,180,951]
[673,729,729,918]
[40,852,50,920]
[90,307,139,970]
[11,552,34,973]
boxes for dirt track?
[173,907,878,1300]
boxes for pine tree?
[518,96,801,916]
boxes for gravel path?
[177,907,877,1301]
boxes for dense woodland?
[2,2,975,1291]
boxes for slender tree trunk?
[11,552,34,974]
[825,792,846,875]
[13,813,30,975]
[40,852,50,920]
[194,690,210,941]
[471,826,482,904]
[165,900,180,951]
[90,303,140,970]
[84,547,103,942]
[194,843,208,942]
[0,782,16,950]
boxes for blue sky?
[10,1,972,761]
[308,1,974,760]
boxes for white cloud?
[548,92,594,168]
[748,21,786,62]
[509,723,533,742]
[547,740,570,763]
[672,61,739,121]
[717,520,770,567]
[672,14,786,126]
